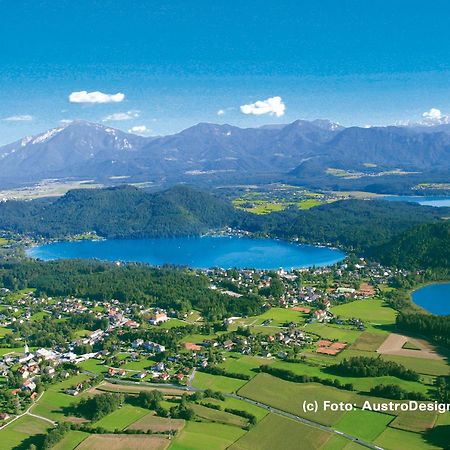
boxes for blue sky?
[1,0,450,144]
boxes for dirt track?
[377,333,444,360]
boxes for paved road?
[105,378,382,450]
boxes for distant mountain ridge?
[0,119,449,189]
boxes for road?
[0,392,56,431]
[105,378,382,450]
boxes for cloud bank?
[69,91,125,104]
[240,96,285,117]
[103,111,139,121]
[3,114,34,121]
[422,108,449,124]
[128,125,150,135]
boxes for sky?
[1,0,450,144]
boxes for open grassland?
[379,354,450,376]
[0,326,12,337]
[270,360,429,395]
[351,332,388,351]
[77,433,170,450]
[334,408,393,441]
[191,403,248,427]
[52,430,89,450]
[305,323,362,343]
[389,408,437,433]
[127,412,185,432]
[96,381,186,396]
[238,373,355,426]
[374,427,442,450]
[237,307,306,328]
[170,421,246,450]
[94,404,149,431]
[219,354,271,377]
[30,373,90,421]
[0,415,50,449]
[321,435,361,450]
[192,371,248,393]
[200,396,268,422]
[230,413,334,450]
[331,299,396,324]
[79,358,108,375]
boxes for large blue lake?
[412,283,450,315]
[382,196,450,207]
[27,236,346,270]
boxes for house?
[151,362,166,372]
[143,341,166,353]
[148,312,168,325]
[159,372,170,381]
[22,379,36,392]
[135,372,146,379]
[124,320,140,328]
[0,412,10,421]
[66,389,79,396]
[132,339,143,349]
[44,366,56,377]
[223,340,234,350]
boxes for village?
[0,257,411,422]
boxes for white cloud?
[103,111,140,121]
[3,114,34,121]
[240,96,286,117]
[69,91,125,104]
[60,119,73,124]
[422,108,443,121]
[217,109,225,116]
[128,125,150,135]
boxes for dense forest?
[0,185,239,238]
[396,312,450,348]
[0,185,447,257]
[242,199,447,252]
[0,259,264,321]
[368,221,450,269]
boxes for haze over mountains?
[0,119,449,190]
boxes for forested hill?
[240,199,447,252]
[0,185,239,238]
[368,221,450,269]
[0,185,447,255]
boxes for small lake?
[412,283,450,315]
[382,196,450,207]
[27,236,346,270]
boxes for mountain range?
[0,119,449,190]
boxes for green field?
[270,360,429,395]
[374,427,441,450]
[389,408,438,433]
[94,404,149,430]
[79,358,108,375]
[238,373,355,426]
[230,413,334,450]
[305,323,362,343]
[334,409,393,441]
[30,374,90,421]
[379,354,450,376]
[331,299,396,324]
[170,421,246,450]
[350,332,388,351]
[192,371,248,393]
[191,403,247,427]
[0,415,50,449]
[0,326,12,337]
[238,307,306,327]
[201,396,268,422]
[220,354,271,377]
[53,430,89,450]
